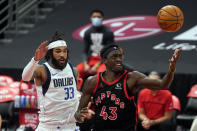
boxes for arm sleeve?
[22,57,38,81]
[165,94,174,112]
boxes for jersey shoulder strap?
[92,73,101,95]
[68,61,77,85]
[42,64,51,96]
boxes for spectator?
[76,9,114,80]
[137,71,174,131]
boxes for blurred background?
[0,0,197,130]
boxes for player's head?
[45,31,68,70]
[100,44,124,73]
[90,9,104,27]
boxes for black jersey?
[83,25,114,61]
[92,70,137,131]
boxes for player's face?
[105,50,124,73]
[52,46,68,70]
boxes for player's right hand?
[34,41,48,61]
[169,48,181,72]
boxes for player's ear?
[66,48,69,59]
[102,58,107,64]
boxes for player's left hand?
[74,102,95,123]
[169,48,181,72]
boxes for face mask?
[91,17,102,27]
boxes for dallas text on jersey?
[53,77,74,88]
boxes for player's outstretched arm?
[128,49,181,91]
[22,41,48,81]
[75,76,96,123]
[158,48,181,89]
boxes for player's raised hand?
[169,48,181,72]
[34,41,48,61]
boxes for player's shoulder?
[82,75,98,94]
[86,74,98,84]
[33,64,47,80]
[35,64,46,72]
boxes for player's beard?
[51,56,68,70]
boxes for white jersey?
[35,62,81,127]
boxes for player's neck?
[104,70,124,82]
[49,61,66,70]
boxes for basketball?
[157,5,184,32]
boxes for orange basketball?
[157,5,184,32]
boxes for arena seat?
[0,101,18,130]
[176,97,197,130]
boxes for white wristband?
[22,57,39,81]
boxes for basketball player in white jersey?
[22,32,81,131]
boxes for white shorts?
[35,122,80,131]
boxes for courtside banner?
[73,16,163,41]
[72,14,197,73]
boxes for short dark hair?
[45,31,65,61]
[48,31,64,43]
[90,9,104,17]
[100,44,119,58]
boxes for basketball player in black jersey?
[75,44,181,131]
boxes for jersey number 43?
[100,106,118,120]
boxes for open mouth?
[59,59,65,63]
[115,63,122,68]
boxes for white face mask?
[91,17,102,27]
